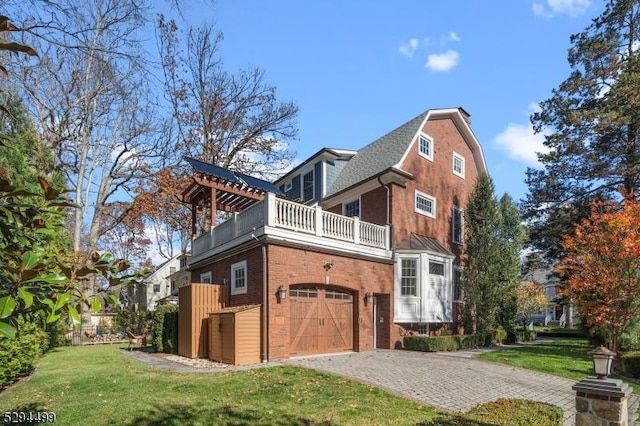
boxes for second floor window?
[153,284,160,293]
[415,190,436,218]
[303,171,314,202]
[344,199,360,218]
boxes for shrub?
[0,319,49,389]
[467,398,562,426]
[150,305,178,353]
[404,334,480,352]
[621,351,640,378]
[514,329,537,342]
[114,308,152,335]
[46,319,70,349]
[492,326,508,345]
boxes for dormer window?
[418,134,433,161]
[303,171,314,202]
[284,181,292,191]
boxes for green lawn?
[477,337,640,394]
[0,344,562,425]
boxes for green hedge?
[516,329,537,342]
[0,319,49,389]
[404,334,480,352]
[150,305,178,353]
[621,351,640,378]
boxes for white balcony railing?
[192,193,390,257]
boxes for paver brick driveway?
[287,349,584,426]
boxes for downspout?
[261,243,268,363]
[377,176,390,226]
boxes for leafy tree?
[558,194,640,352]
[516,282,549,331]
[463,175,525,342]
[523,0,640,261]
[0,174,148,338]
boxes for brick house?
[183,107,487,361]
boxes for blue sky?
[157,0,601,203]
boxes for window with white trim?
[153,284,160,293]
[418,324,428,335]
[343,199,360,218]
[453,267,463,301]
[453,152,465,178]
[200,272,212,284]
[418,134,433,161]
[415,190,436,218]
[231,260,247,295]
[302,171,314,202]
[284,181,292,191]
[400,258,418,296]
[452,207,464,245]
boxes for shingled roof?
[326,111,428,197]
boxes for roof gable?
[326,108,487,198]
[326,111,428,196]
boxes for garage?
[289,286,353,356]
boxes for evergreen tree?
[523,0,640,260]
[463,175,525,343]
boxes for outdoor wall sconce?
[277,286,287,302]
[365,292,374,306]
[589,346,615,379]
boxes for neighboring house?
[523,267,579,326]
[169,253,192,297]
[127,256,180,311]
[182,107,487,360]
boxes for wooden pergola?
[179,157,283,237]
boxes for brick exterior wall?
[191,243,396,361]
[188,112,483,357]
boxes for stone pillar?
[572,377,631,426]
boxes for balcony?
[191,193,391,262]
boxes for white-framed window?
[200,272,212,284]
[284,181,292,191]
[343,199,360,218]
[418,134,434,161]
[231,260,248,295]
[169,267,176,274]
[153,284,160,293]
[180,257,188,268]
[415,190,436,218]
[453,152,465,178]
[453,267,463,301]
[418,324,428,335]
[400,258,418,296]
[452,207,464,245]
[302,170,314,202]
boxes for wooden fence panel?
[178,283,229,358]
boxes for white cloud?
[449,32,461,42]
[533,0,592,18]
[493,122,549,166]
[425,50,460,72]
[399,38,419,58]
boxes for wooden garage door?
[289,287,353,356]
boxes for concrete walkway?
[124,348,638,425]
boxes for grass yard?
[477,337,640,394]
[0,344,563,426]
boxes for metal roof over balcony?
[180,156,284,213]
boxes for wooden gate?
[178,283,229,358]
[289,287,353,356]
